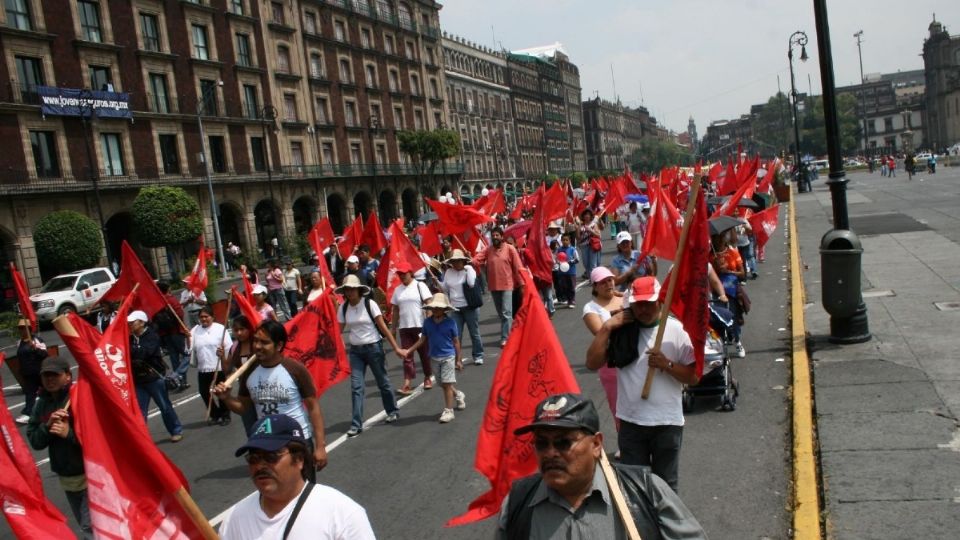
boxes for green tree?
[800,94,860,157]
[753,92,793,156]
[34,210,103,277]
[397,129,462,183]
[569,172,587,187]
[132,186,203,274]
[628,138,694,173]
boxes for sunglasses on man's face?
[533,434,589,453]
[244,450,289,465]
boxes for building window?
[243,84,258,119]
[334,20,346,42]
[100,133,124,176]
[283,94,297,121]
[290,142,304,166]
[410,74,420,96]
[304,11,317,34]
[376,143,386,164]
[5,0,32,30]
[350,142,361,163]
[149,73,170,113]
[398,2,413,29]
[199,79,218,115]
[140,13,160,51]
[429,78,439,99]
[29,131,59,177]
[192,24,209,60]
[310,53,324,78]
[321,142,334,164]
[414,109,424,130]
[209,135,226,173]
[315,96,328,124]
[236,34,251,66]
[230,0,244,15]
[371,103,382,124]
[15,55,43,102]
[339,58,352,83]
[270,1,284,24]
[251,137,266,171]
[388,69,399,92]
[89,65,111,91]
[345,101,357,126]
[277,46,291,73]
[426,47,435,65]
[393,105,403,128]
[405,41,415,60]
[78,1,103,42]
[383,33,395,55]
[361,27,372,48]
[365,65,377,88]
[158,134,180,174]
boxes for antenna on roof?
[610,64,618,103]
[638,80,645,106]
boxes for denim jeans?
[449,307,484,361]
[490,290,513,342]
[348,342,399,430]
[619,422,684,492]
[284,289,300,317]
[161,333,189,382]
[539,285,555,315]
[65,488,92,539]
[135,378,183,436]
[738,242,756,275]
[581,245,602,277]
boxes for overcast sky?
[438,1,960,134]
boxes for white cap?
[252,284,268,296]
[346,255,360,264]
[127,310,148,323]
[616,231,633,244]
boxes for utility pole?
[854,30,868,157]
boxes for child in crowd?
[555,233,579,308]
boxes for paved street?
[796,164,960,538]
[1,224,795,539]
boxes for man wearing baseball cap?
[497,393,705,539]
[585,277,699,492]
[27,357,93,537]
[128,310,184,442]
[610,231,657,292]
[220,414,375,539]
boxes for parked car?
[946,143,960,156]
[31,267,117,322]
[914,152,932,164]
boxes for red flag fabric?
[707,162,723,185]
[0,353,77,539]
[376,221,427,308]
[523,207,554,287]
[9,262,37,333]
[472,189,507,216]
[540,181,568,223]
[712,169,758,218]
[416,221,443,257]
[232,285,262,325]
[58,296,208,538]
[747,204,780,251]
[306,221,337,289]
[361,212,388,255]
[446,270,580,527]
[640,180,682,262]
[283,288,350,396]
[182,237,209,297]
[240,271,255,306]
[337,216,364,258]
[601,176,629,216]
[756,158,780,194]
[101,241,169,317]
[427,199,495,235]
[717,161,737,196]
[658,189,710,377]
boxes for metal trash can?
[820,229,863,319]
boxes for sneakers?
[346,427,362,438]
[499,339,507,347]
[15,414,29,425]
[454,391,466,411]
[736,342,746,358]
[473,357,484,365]
[385,412,399,423]
[439,408,455,423]
[170,434,183,443]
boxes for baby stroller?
[682,301,740,412]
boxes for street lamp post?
[854,30,869,158]
[78,90,111,266]
[196,81,228,275]
[368,114,381,220]
[259,105,281,255]
[813,0,871,344]
[788,31,809,192]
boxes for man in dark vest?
[496,393,706,539]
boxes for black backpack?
[340,296,384,337]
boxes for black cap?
[40,356,70,375]
[234,414,306,456]
[514,393,600,436]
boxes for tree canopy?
[629,138,694,173]
[132,186,203,248]
[397,129,461,176]
[34,210,103,276]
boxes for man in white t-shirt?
[220,414,375,540]
[585,276,699,491]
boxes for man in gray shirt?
[496,393,706,539]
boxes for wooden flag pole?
[221,354,257,388]
[172,487,219,540]
[206,290,233,421]
[641,181,702,400]
[599,451,642,540]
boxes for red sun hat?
[628,276,661,304]
[394,261,414,274]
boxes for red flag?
[523,206,554,287]
[756,158,780,194]
[717,160,737,196]
[306,221,337,289]
[712,169,758,218]
[416,221,443,257]
[376,221,427,309]
[182,237,209,297]
[540,181,568,223]
[640,180,682,261]
[361,212,388,255]
[283,289,350,396]
[232,285,262,324]
[337,216,364,258]
[0,353,77,539]
[658,189,710,377]
[707,162,723,185]
[57,296,210,538]
[101,241,169,317]
[472,189,507,216]
[9,262,37,333]
[427,199,495,235]
[240,271,255,306]
[747,204,780,251]
[446,271,580,527]
[600,176,629,216]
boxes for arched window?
[277,45,291,73]
[398,2,413,30]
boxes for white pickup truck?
[30,267,117,322]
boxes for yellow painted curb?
[789,188,822,539]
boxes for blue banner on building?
[37,86,132,119]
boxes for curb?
[788,188,823,539]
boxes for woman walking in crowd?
[581,267,623,428]
[336,275,403,438]
[252,284,278,322]
[14,319,48,424]
[265,260,292,321]
[442,249,484,366]
[712,232,747,357]
[224,315,260,435]
[283,258,303,317]
[390,261,434,394]
[577,209,604,280]
[190,306,232,426]
[305,270,326,304]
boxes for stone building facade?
[582,97,649,171]
[836,70,926,154]
[923,17,960,151]
[0,0,457,291]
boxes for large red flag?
[283,289,350,396]
[446,270,580,527]
[540,181,568,223]
[712,169,758,218]
[428,199,495,235]
[472,188,507,217]
[377,221,427,309]
[0,353,77,539]
[57,296,212,539]
[232,285,262,324]
[640,180,682,262]
[415,221,443,257]
[756,158,780,194]
[361,212,388,255]
[306,222,337,289]
[9,262,37,333]
[182,237,209,296]
[658,189,710,377]
[337,216,364,258]
[707,162,723,185]
[717,160,737,196]
[101,241,169,317]
[523,206,554,287]
[747,204,781,251]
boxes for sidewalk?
[794,173,960,538]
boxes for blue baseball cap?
[234,414,306,456]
